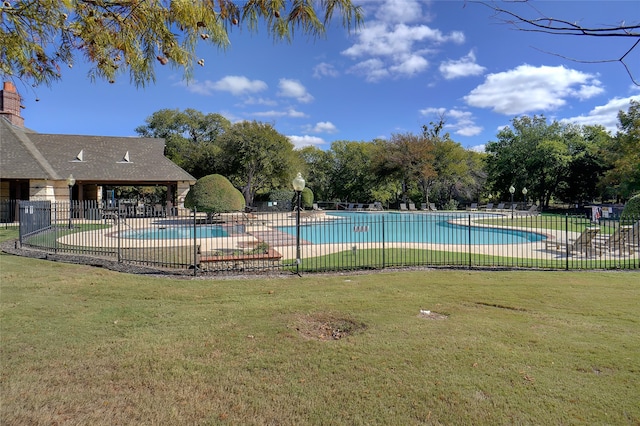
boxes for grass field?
[1,236,639,425]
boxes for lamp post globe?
[509,185,515,219]
[522,187,528,205]
[292,173,305,275]
[67,174,76,229]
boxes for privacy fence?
[14,200,640,275]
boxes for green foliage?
[135,109,230,178]
[620,194,640,224]
[485,115,610,207]
[301,187,314,209]
[601,100,640,200]
[267,189,295,204]
[443,199,459,210]
[1,1,362,87]
[184,174,244,214]
[216,121,297,206]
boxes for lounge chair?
[495,202,505,211]
[312,203,323,211]
[408,202,417,211]
[484,203,494,211]
[368,201,383,211]
[467,203,478,211]
[429,203,437,211]
[420,203,427,210]
[594,224,635,255]
[400,203,408,211]
[545,227,600,256]
[516,204,539,216]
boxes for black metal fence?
[15,200,640,274]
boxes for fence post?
[468,214,472,269]
[117,201,122,263]
[381,216,385,268]
[193,207,198,276]
[565,213,569,271]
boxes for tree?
[1,0,363,87]
[329,140,378,203]
[372,132,435,204]
[475,1,640,85]
[216,120,296,206]
[486,116,570,207]
[298,146,335,201]
[136,108,230,178]
[184,174,245,221]
[601,100,640,201]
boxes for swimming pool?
[278,211,545,245]
[120,225,230,240]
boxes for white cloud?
[419,107,483,137]
[343,23,463,59]
[306,121,338,134]
[374,0,425,24]
[469,144,486,153]
[288,135,326,149]
[243,97,277,106]
[252,108,307,118]
[561,95,640,133]
[313,62,339,78]
[342,9,464,82]
[439,51,486,80]
[390,54,429,76]
[278,79,314,103]
[184,76,267,96]
[464,65,604,115]
[348,59,390,82]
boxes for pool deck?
[56,211,639,262]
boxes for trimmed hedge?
[184,174,245,214]
[620,194,640,225]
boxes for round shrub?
[184,174,245,215]
[620,193,640,224]
[301,187,314,209]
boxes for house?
[0,81,196,218]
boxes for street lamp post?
[509,185,515,219]
[292,172,305,275]
[67,174,76,229]
[522,187,528,207]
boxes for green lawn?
[1,247,639,425]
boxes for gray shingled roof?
[0,118,195,184]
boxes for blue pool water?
[121,225,229,240]
[278,211,545,245]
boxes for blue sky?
[17,0,640,151]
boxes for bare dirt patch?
[291,312,366,341]
[417,310,448,320]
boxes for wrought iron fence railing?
[15,200,640,274]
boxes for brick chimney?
[0,81,25,127]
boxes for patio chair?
[545,227,600,256]
[312,203,323,211]
[400,203,408,211]
[420,203,427,210]
[429,203,437,211]
[467,203,478,211]
[495,202,505,211]
[408,202,417,211]
[484,203,494,211]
